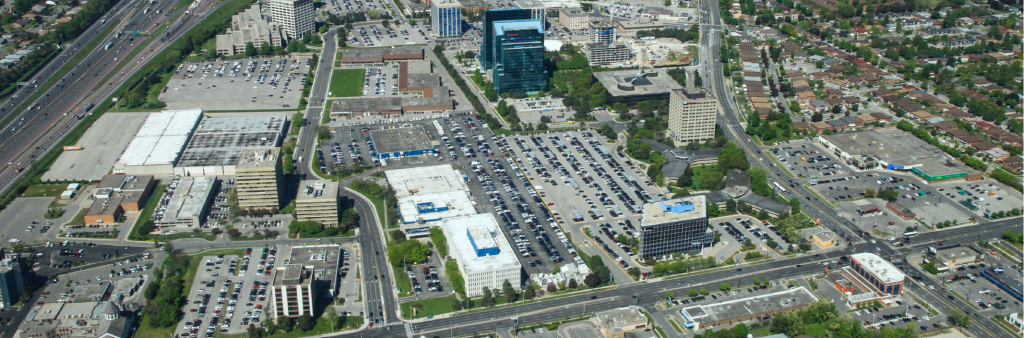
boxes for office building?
[595,307,650,338]
[638,196,714,259]
[848,253,905,296]
[268,0,314,39]
[235,147,282,212]
[442,214,522,297]
[295,181,339,226]
[479,9,532,69]
[668,87,718,145]
[513,0,546,23]
[153,176,217,228]
[595,69,683,105]
[584,43,631,65]
[215,5,286,56]
[270,265,315,317]
[558,8,589,30]
[19,301,134,338]
[589,21,616,43]
[431,0,462,37]
[491,19,548,94]
[86,175,156,225]
[0,256,23,309]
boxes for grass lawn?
[322,101,333,124]
[21,184,69,197]
[804,323,826,337]
[348,184,397,229]
[127,185,167,240]
[215,314,349,338]
[400,294,458,319]
[393,266,413,296]
[328,69,365,97]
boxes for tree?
[277,316,294,332]
[567,278,578,289]
[547,283,557,293]
[949,309,970,328]
[720,282,731,291]
[689,289,699,297]
[324,306,339,332]
[296,314,315,331]
[481,287,496,307]
[584,273,600,287]
[248,324,264,338]
[451,297,463,310]
[245,42,257,56]
[700,288,709,295]
[725,199,737,212]
[523,286,536,300]
[699,170,725,190]
[694,71,703,86]
[878,189,899,202]
[788,197,801,214]
[503,280,518,303]
[665,291,674,299]
[754,277,761,285]
[864,187,875,198]
[391,230,407,243]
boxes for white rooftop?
[850,253,906,284]
[442,214,521,275]
[160,177,215,222]
[385,164,468,199]
[117,110,202,166]
[396,190,476,224]
[640,195,707,227]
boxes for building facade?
[270,265,316,317]
[215,5,286,55]
[491,20,547,94]
[430,0,462,37]
[442,214,522,297]
[235,148,282,212]
[0,257,23,309]
[268,0,314,40]
[638,196,714,259]
[668,87,718,145]
[295,181,339,226]
[558,8,589,30]
[589,21,616,43]
[849,253,905,296]
[479,9,532,69]
[584,43,631,65]
[512,0,546,24]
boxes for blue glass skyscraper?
[491,19,547,94]
[478,9,532,69]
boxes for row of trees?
[433,45,503,130]
[896,121,988,172]
[142,244,188,327]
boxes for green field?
[21,184,70,197]
[400,294,459,319]
[329,69,365,97]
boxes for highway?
[0,0,222,196]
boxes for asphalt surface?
[0,0,223,195]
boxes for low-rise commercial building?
[849,253,905,296]
[595,306,649,338]
[295,181,339,226]
[558,8,589,30]
[86,175,156,225]
[595,69,683,106]
[680,287,818,330]
[153,176,217,228]
[441,214,522,297]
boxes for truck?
[63,146,83,151]
[83,103,94,111]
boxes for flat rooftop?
[850,253,905,284]
[282,245,342,288]
[297,180,339,201]
[369,126,434,155]
[385,164,469,199]
[176,115,286,167]
[330,96,454,113]
[820,128,966,177]
[640,195,707,227]
[682,287,818,324]
[236,147,280,169]
[69,283,110,303]
[117,110,203,166]
[397,190,476,224]
[596,306,648,329]
[157,176,215,223]
[595,69,683,97]
[442,213,522,275]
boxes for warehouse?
[153,176,217,228]
[369,126,436,159]
[385,164,469,198]
[395,190,475,226]
[112,110,203,175]
[441,213,522,297]
[818,129,978,182]
[385,164,474,234]
[174,115,287,176]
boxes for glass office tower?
[479,9,532,69]
[638,196,714,259]
[491,20,548,94]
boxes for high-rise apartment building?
[430,0,462,37]
[0,256,23,309]
[295,180,339,226]
[479,9,532,69]
[668,87,718,145]
[491,19,548,94]
[269,0,314,40]
[235,147,282,212]
[638,196,714,259]
[513,0,546,24]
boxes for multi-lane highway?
[0,0,221,195]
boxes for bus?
[773,182,787,193]
[680,310,696,329]
[903,231,918,238]
[105,42,114,50]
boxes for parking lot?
[399,250,452,300]
[176,247,281,338]
[0,197,66,244]
[346,22,430,48]
[35,242,151,274]
[160,57,309,110]
[712,215,791,258]
[501,130,665,269]
[931,179,1023,218]
[38,252,155,303]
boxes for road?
[0,0,222,196]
